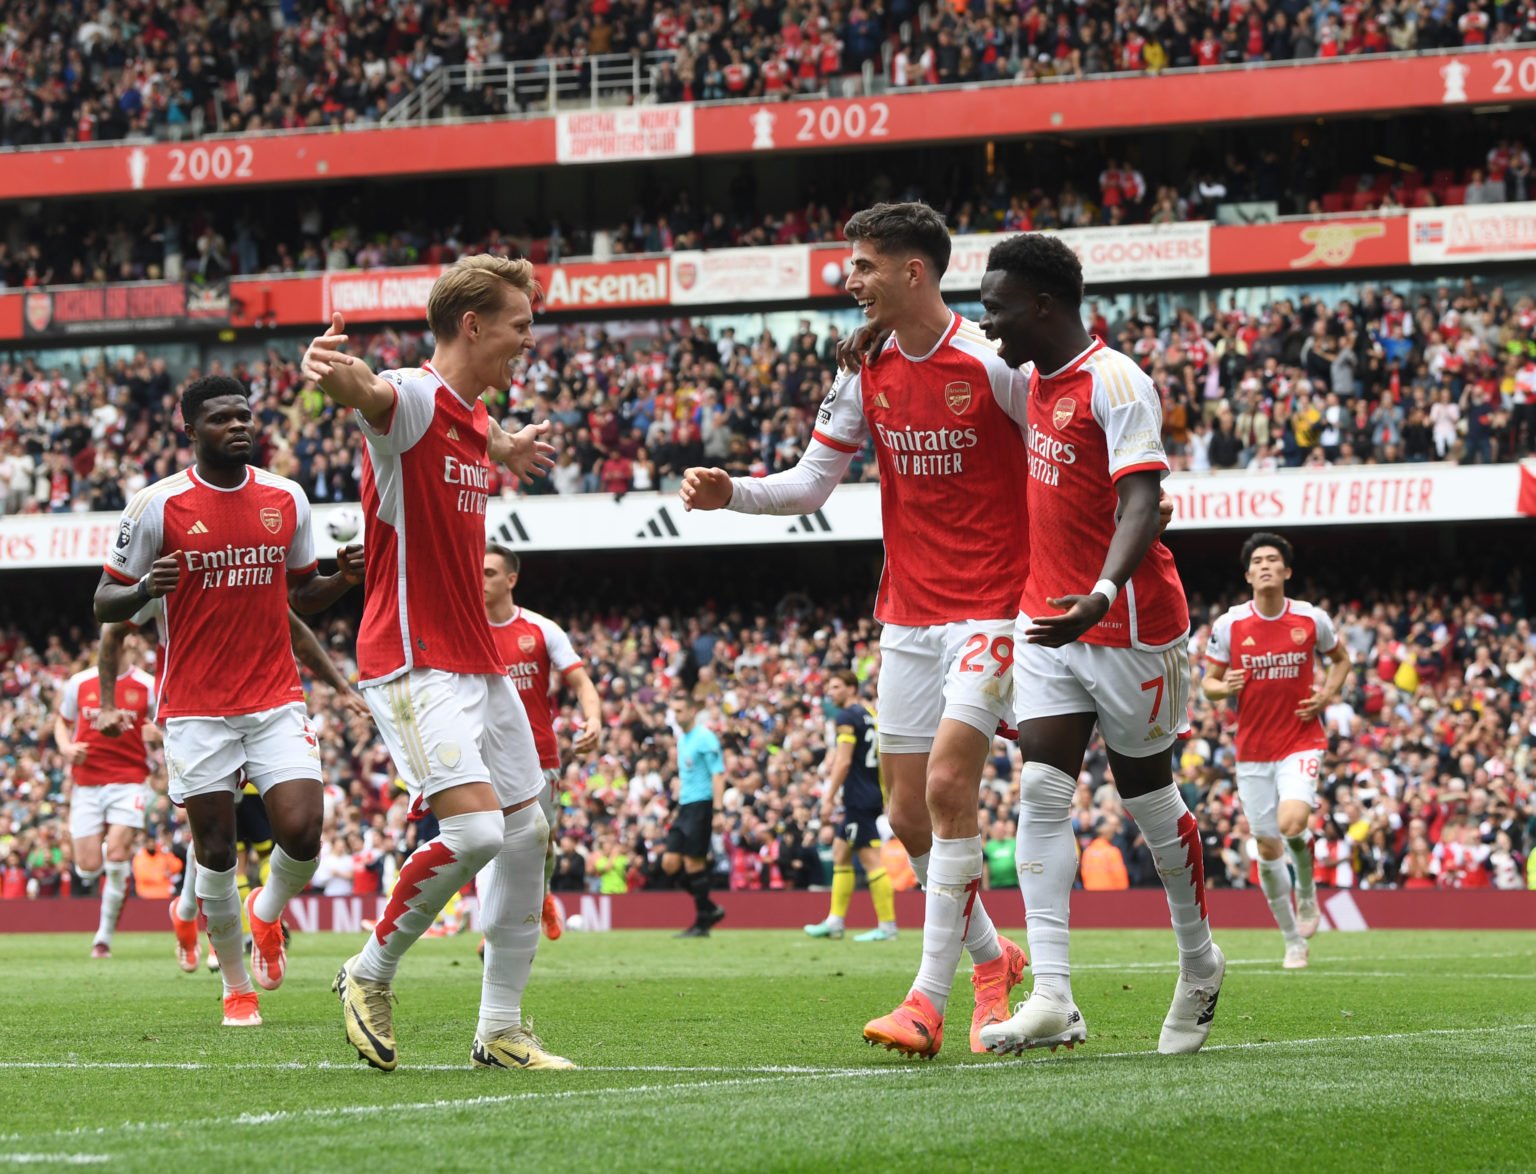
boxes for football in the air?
[326,507,361,544]
[566,913,585,932]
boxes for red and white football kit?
[1205,598,1338,836]
[59,665,156,838]
[355,364,541,808]
[104,466,322,801]
[787,313,1031,743]
[1013,338,1192,756]
[490,606,582,823]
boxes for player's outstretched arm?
[1027,471,1162,648]
[681,440,855,516]
[487,418,556,486]
[302,312,395,426]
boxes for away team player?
[975,234,1224,1058]
[53,628,157,959]
[483,543,603,940]
[804,670,899,942]
[683,203,1028,1057]
[1204,532,1352,967]
[302,256,572,1071]
[95,376,342,1028]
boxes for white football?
[821,261,844,289]
[326,507,360,544]
[565,913,585,932]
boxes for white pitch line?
[5,1022,1532,1149]
[0,1060,851,1074]
[0,1157,110,1166]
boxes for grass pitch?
[2,927,1533,1172]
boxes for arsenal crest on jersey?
[944,381,972,414]
[1290,627,1308,645]
[518,634,538,655]
[260,507,282,534]
[1053,397,1077,430]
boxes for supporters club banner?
[1209,216,1411,274]
[20,281,231,337]
[9,463,1533,571]
[1408,203,1536,265]
[2,50,1535,201]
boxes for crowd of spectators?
[4,0,1533,151]
[3,270,1536,521]
[2,560,1533,903]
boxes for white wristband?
[1090,578,1119,606]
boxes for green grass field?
[3,928,1533,1172]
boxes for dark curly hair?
[1241,531,1294,569]
[843,202,952,279]
[985,233,1084,308]
[180,374,248,428]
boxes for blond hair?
[426,255,542,340]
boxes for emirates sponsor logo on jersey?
[184,543,288,589]
[1052,396,1077,431]
[443,455,492,516]
[944,381,973,414]
[872,422,979,477]
[506,660,541,690]
[1239,649,1310,680]
[1027,426,1078,488]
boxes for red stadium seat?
[1441,185,1466,205]
[1321,192,1347,214]
[1350,190,1378,211]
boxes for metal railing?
[382,50,679,123]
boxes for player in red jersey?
[1203,532,1352,965]
[94,376,354,1028]
[975,234,1224,1057]
[483,543,602,939]
[681,203,1030,1057]
[301,255,573,1072]
[53,629,157,959]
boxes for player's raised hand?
[1026,593,1111,647]
[302,312,355,385]
[1295,688,1327,721]
[491,419,556,486]
[147,553,182,598]
[679,467,732,511]
[337,544,366,585]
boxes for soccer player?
[1203,532,1352,966]
[482,543,603,939]
[804,670,898,942]
[301,255,571,1071]
[681,202,1028,1056]
[663,692,726,937]
[53,627,156,959]
[93,375,348,1028]
[975,233,1224,1057]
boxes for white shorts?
[364,669,543,811]
[69,783,149,839]
[1236,751,1322,838]
[1012,615,1191,757]
[538,766,561,828]
[877,620,1016,745]
[164,702,323,803]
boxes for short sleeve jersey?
[59,666,157,786]
[103,467,316,719]
[355,364,502,686]
[1020,339,1189,650]
[1206,598,1339,761]
[833,703,882,812]
[813,313,1031,627]
[677,723,724,805]
[489,606,583,770]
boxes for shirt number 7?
[1140,676,1164,725]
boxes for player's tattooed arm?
[1027,471,1162,647]
[94,555,180,624]
[302,312,395,427]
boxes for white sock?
[477,805,548,1039]
[176,852,200,921]
[964,896,1001,965]
[197,864,253,996]
[253,845,319,923]
[912,836,983,1014]
[96,860,129,945]
[77,866,103,887]
[908,851,929,888]
[1287,833,1316,905]
[1259,855,1302,947]
[1016,762,1079,1003]
[353,811,504,984]
[1121,785,1216,976]
[826,914,846,931]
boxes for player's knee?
[279,825,323,862]
[1255,835,1285,861]
[1277,812,1309,839]
[886,805,928,849]
[446,809,506,870]
[1018,760,1077,813]
[924,760,971,819]
[196,838,237,873]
